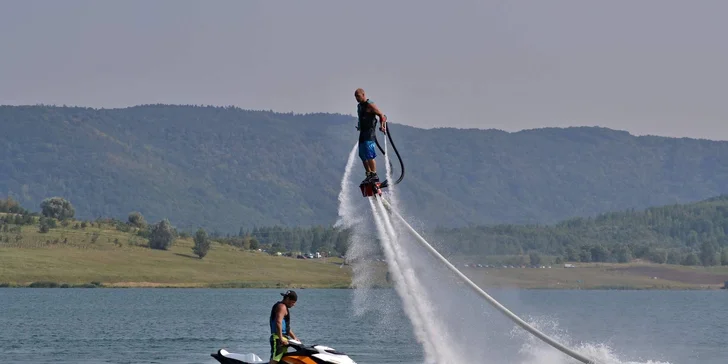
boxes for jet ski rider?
[269,290,300,364]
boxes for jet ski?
[211,338,357,364]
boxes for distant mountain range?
[2,104,728,233]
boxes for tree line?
[5,194,728,266]
[430,195,728,266]
[0,196,351,260]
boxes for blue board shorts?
[359,141,376,161]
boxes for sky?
[1,0,727,140]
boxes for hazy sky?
[2,0,727,140]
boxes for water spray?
[377,197,599,364]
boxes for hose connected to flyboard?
[374,121,404,186]
[377,197,598,364]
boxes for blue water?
[0,288,725,364]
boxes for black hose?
[373,121,404,187]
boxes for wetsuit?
[357,99,378,163]
[269,301,290,362]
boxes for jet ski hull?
[211,349,267,364]
[211,340,356,364]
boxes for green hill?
[433,195,728,267]
[3,104,728,233]
[2,196,727,290]
[0,220,363,289]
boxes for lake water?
[0,288,725,364]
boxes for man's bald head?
[355,88,366,102]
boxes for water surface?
[0,288,724,364]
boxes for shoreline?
[2,280,725,290]
[3,228,728,291]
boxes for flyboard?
[357,123,598,364]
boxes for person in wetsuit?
[354,88,387,184]
[269,290,299,364]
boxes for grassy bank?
[459,262,728,290]
[0,241,364,288]
[0,222,391,288]
[2,223,728,289]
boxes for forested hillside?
[430,195,728,266]
[3,192,728,267]
[3,104,728,233]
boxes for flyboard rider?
[354,88,387,185]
